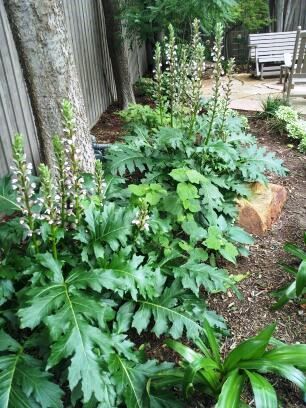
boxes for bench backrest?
[293,30,306,77]
[249,30,300,61]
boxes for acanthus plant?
[0,101,226,408]
[106,21,287,296]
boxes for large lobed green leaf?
[0,331,63,408]
[125,281,226,339]
[17,271,126,404]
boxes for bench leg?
[280,67,283,84]
[260,64,264,80]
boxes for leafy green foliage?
[0,331,63,408]
[127,281,226,338]
[272,233,306,309]
[134,77,155,98]
[0,175,20,216]
[121,0,237,42]
[109,355,173,408]
[231,0,271,32]
[0,21,291,408]
[0,97,228,407]
[268,105,306,152]
[119,104,166,131]
[150,321,306,407]
[259,95,289,119]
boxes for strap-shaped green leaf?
[223,324,276,372]
[165,339,220,393]
[264,345,306,370]
[284,243,306,260]
[216,370,245,408]
[245,370,277,408]
[165,339,202,363]
[203,319,221,366]
[296,260,306,296]
[238,360,306,391]
[272,281,296,310]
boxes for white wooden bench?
[249,30,301,80]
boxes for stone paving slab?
[201,73,306,115]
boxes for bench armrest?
[284,53,292,67]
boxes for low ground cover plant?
[274,106,306,152]
[272,232,306,309]
[151,320,306,407]
[261,98,306,152]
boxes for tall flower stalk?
[165,24,178,127]
[188,19,205,136]
[153,42,165,126]
[219,58,235,141]
[175,45,188,118]
[94,160,106,203]
[205,23,224,144]
[38,164,59,259]
[61,100,86,224]
[11,135,38,251]
[52,135,68,227]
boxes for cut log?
[237,182,287,236]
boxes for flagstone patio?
[202,73,306,115]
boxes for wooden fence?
[0,0,41,176]
[0,0,147,177]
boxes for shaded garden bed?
[92,107,306,407]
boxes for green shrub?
[134,77,155,97]
[118,103,169,130]
[151,320,306,407]
[274,106,306,152]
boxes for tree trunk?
[4,0,95,172]
[101,0,136,109]
[276,0,285,31]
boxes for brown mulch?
[91,96,154,144]
[206,112,306,407]
[91,103,124,144]
[92,106,306,407]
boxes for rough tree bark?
[101,0,136,109]
[4,0,95,172]
[275,0,285,31]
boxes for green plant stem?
[51,225,58,260]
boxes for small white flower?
[20,219,25,225]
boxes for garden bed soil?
[91,109,306,407]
